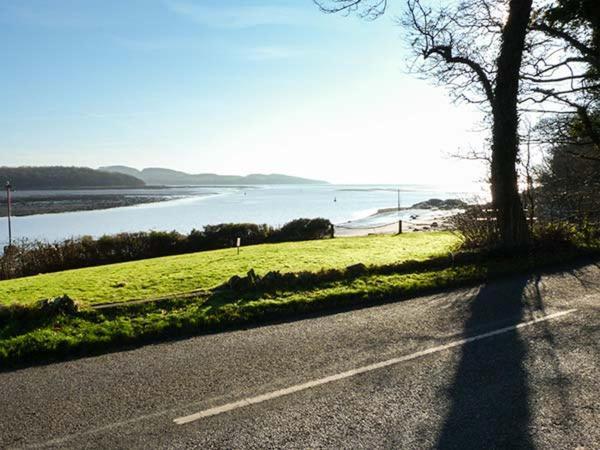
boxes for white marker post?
[236,237,241,255]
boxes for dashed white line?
[174,308,577,425]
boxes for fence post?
[5,181,12,247]
[398,220,403,234]
[330,224,335,238]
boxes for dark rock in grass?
[227,275,247,291]
[246,269,260,287]
[0,305,10,322]
[38,295,78,316]
[261,271,284,288]
[226,269,263,291]
[274,272,298,288]
[346,263,368,277]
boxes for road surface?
[1,261,599,449]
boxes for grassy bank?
[1,231,597,368]
[0,232,461,306]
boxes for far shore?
[0,193,196,217]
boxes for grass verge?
[1,242,597,369]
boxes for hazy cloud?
[164,1,311,28]
[244,45,299,61]
[0,3,113,29]
[112,35,212,52]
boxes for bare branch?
[530,22,600,67]
[423,45,495,106]
[313,0,387,20]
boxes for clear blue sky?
[0,0,486,185]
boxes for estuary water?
[0,184,483,245]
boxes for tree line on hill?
[0,166,327,190]
[0,166,145,190]
[98,166,327,186]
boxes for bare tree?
[317,0,534,248]
[491,0,534,248]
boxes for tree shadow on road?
[436,276,534,450]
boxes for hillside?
[0,166,145,190]
[99,166,327,185]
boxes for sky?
[0,0,488,185]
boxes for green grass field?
[0,232,461,306]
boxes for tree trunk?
[490,0,533,249]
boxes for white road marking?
[174,308,577,425]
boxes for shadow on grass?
[436,276,534,449]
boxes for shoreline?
[0,193,203,217]
[0,190,467,246]
[334,213,456,237]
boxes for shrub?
[450,205,498,249]
[271,218,332,242]
[202,223,272,250]
[532,221,581,249]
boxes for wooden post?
[5,181,12,247]
[236,237,241,255]
[397,188,402,235]
[330,224,335,239]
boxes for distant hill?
[99,166,328,185]
[0,166,146,190]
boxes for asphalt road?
[1,262,599,449]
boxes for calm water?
[0,184,484,245]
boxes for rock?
[431,222,439,228]
[38,295,78,316]
[225,269,263,291]
[227,275,246,291]
[281,272,299,287]
[346,263,368,277]
[0,304,10,321]
[246,269,260,287]
[410,198,468,210]
[261,271,286,289]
